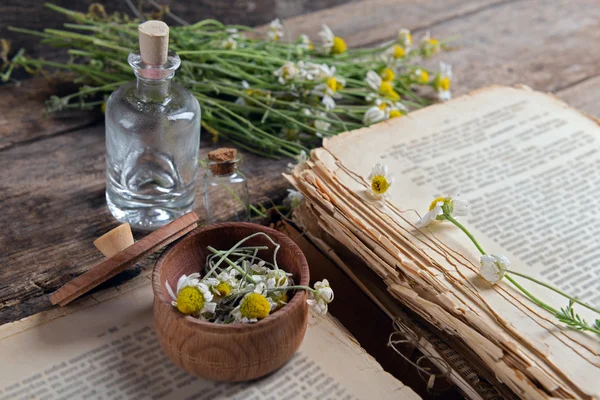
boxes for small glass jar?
[203,159,249,223]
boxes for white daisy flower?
[221,36,237,50]
[365,70,383,92]
[420,31,441,56]
[416,189,468,228]
[480,254,510,284]
[319,25,335,53]
[235,80,250,106]
[312,71,344,110]
[287,150,308,172]
[231,283,276,323]
[296,34,314,53]
[266,269,291,288]
[314,111,331,137]
[284,189,304,208]
[273,61,300,84]
[363,106,386,125]
[435,62,452,101]
[307,279,334,315]
[166,273,217,315]
[267,18,284,41]
[367,163,394,205]
[397,28,413,49]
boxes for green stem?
[445,214,486,255]
[505,275,558,314]
[508,271,600,315]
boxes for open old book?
[0,273,418,400]
[286,85,600,399]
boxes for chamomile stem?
[445,214,486,255]
[206,246,256,284]
[507,271,600,314]
[505,275,557,314]
[266,285,315,294]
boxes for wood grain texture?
[0,77,101,150]
[0,0,355,61]
[0,125,289,324]
[50,212,198,306]
[417,0,600,97]
[152,223,309,381]
[5,0,600,324]
[276,0,511,47]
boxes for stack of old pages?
[285,86,600,400]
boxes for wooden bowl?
[151,222,310,381]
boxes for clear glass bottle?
[105,48,200,231]
[203,158,250,224]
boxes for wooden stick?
[50,212,198,307]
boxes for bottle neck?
[128,50,180,102]
[136,73,172,101]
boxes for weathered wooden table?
[2,0,599,396]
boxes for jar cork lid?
[138,20,169,65]
[208,148,239,175]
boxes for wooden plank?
[0,77,101,150]
[50,212,198,306]
[414,0,600,95]
[0,0,356,61]
[556,76,600,116]
[0,124,290,323]
[278,0,513,47]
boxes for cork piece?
[93,223,135,258]
[208,148,238,175]
[50,212,199,306]
[138,20,169,65]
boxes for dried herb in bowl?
[165,232,333,323]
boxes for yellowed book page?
[320,85,600,398]
[0,280,418,400]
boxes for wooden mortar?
[152,222,309,381]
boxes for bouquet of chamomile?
[5,2,453,159]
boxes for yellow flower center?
[214,282,231,297]
[429,196,446,211]
[416,70,429,84]
[371,175,390,195]
[428,38,439,46]
[176,286,205,315]
[393,45,405,59]
[379,81,400,101]
[331,36,347,54]
[282,65,294,79]
[438,76,451,91]
[378,103,388,110]
[389,109,403,119]
[271,293,289,310]
[380,68,395,82]
[101,102,106,114]
[240,293,271,320]
[326,76,343,92]
[308,42,315,51]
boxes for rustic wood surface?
[152,223,309,382]
[0,0,355,62]
[50,212,198,306]
[2,0,600,331]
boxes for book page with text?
[0,279,417,400]
[321,85,600,397]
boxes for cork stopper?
[93,223,135,258]
[138,20,169,65]
[208,148,238,175]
